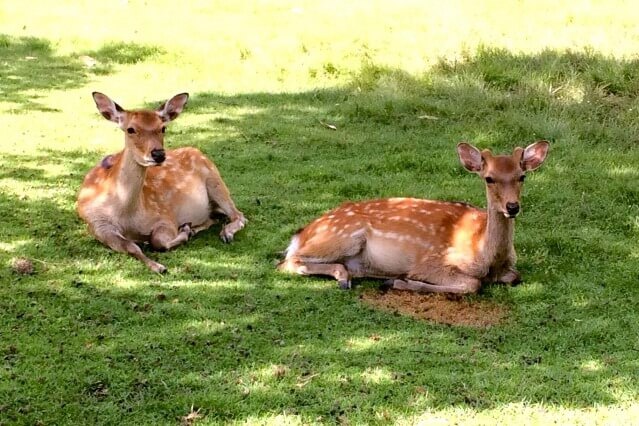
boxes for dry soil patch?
[360,289,508,327]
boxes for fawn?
[278,141,549,293]
[77,92,246,273]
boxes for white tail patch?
[284,233,301,260]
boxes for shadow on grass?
[2,276,636,424]
[0,150,97,274]
[0,34,87,112]
[2,47,639,423]
[83,41,165,65]
[0,34,164,111]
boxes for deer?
[77,92,246,273]
[278,141,549,293]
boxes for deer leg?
[390,264,482,294]
[278,258,352,289]
[95,227,166,273]
[390,275,481,294]
[150,222,192,251]
[190,217,218,235]
[495,268,521,285]
[206,175,246,243]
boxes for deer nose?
[506,202,520,217]
[151,149,166,164]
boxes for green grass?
[2,1,639,424]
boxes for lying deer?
[278,141,549,293]
[77,92,246,273]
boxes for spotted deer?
[77,92,246,273]
[278,141,549,293]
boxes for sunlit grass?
[401,403,639,425]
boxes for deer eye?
[161,127,166,133]
[127,127,135,134]
[485,177,495,184]
[519,175,526,182]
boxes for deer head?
[92,92,189,167]
[457,140,549,218]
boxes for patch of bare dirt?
[360,289,508,327]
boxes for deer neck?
[112,148,147,212]
[482,206,515,264]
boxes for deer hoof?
[499,269,521,286]
[151,262,167,274]
[220,230,233,243]
[379,279,394,293]
[179,222,195,237]
[338,280,351,290]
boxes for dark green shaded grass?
[0,35,87,112]
[2,46,639,424]
[0,33,165,111]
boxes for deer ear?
[92,92,124,124]
[457,142,483,173]
[521,140,549,171]
[157,93,189,122]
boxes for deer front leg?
[206,175,246,243]
[390,274,481,294]
[495,268,521,285]
[278,258,352,289]
[219,213,246,243]
[190,217,218,235]
[95,226,167,273]
[150,222,192,251]
[391,265,482,294]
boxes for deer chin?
[138,157,163,167]
[492,208,517,219]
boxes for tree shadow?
[0,34,165,112]
[0,150,95,274]
[0,34,87,112]
[79,41,166,75]
[2,47,639,423]
[1,276,635,424]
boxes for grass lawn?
[1,1,639,424]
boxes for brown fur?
[278,141,549,293]
[77,92,246,273]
